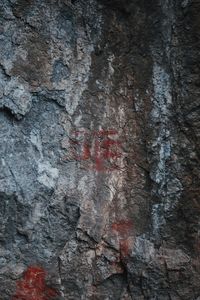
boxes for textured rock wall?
[0,0,200,299]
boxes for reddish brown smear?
[120,239,130,258]
[70,129,122,171]
[12,266,58,300]
[101,139,122,159]
[111,220,134,237]
[112,220,134,258]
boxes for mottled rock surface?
[0,0,200,299]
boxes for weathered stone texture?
[0,0,200,299]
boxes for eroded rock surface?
[0,0,200,299]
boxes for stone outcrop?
[0,0,200,299]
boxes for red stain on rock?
[101,139,121,159]
[69,129,122,171]
[12,266,58,300]
[120,239,130,258]
[112,220,134,237]
[112,220,134,258]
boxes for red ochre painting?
[12,266,58,300]
[69,129,122,171]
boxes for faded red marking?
[120,239,130,258]
[69,129,122,171]
[12,266,58,300]
[112,220,134,237]
[112,220,134,258]
[82,143,91,160]
[101,139,121,159]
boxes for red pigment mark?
[119,239,130,258]
[101,139,121,159]
[112,220,134,258]
[69,129,122,171]
[112,220,134,236]
[12,266,58,300]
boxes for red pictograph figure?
[70,129,122,171]
[12,266,58,300]
[112,220,134,258]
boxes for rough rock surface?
[0,0,200,299]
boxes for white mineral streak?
[151,203,165,238]
[151,62,183,231]
[30,129,59,188]
[151,63,172,186]
[150,62,173,238]
[149,1,184,238]
[37,160,59,189]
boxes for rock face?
[0,0,200,299]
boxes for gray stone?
[0,0,200,299]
